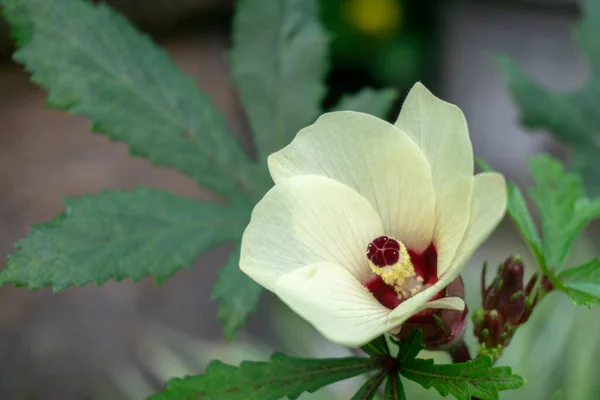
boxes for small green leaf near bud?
[555,259,600,307]
[362,335,391,358]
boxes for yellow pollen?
[368,238,423,299]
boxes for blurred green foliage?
[320,0,435,105]
[499,0,600,196]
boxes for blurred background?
[0,0,597,399]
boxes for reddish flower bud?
[482,256,525,324]
[396,276,467,350]
[524,272,538,297]
[474,256,541,360]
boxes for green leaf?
[3,0,262,201]
[384,373,406,400]
[556,259,600,307]
[528,155,600,271]
[476,158,546,270]
[396,330,424,364]
[361,335,390,358]
[351,371,387,400]
[333,87,398,119]
[400,356,525,400]
[506,182,546,271]
[0,188,243,290]
[212,247,263,341]
[230,0,329,161]
[498,0,600,195]
[148,353,382,400]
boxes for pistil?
[366,236,424,300]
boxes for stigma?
[366,236,424,300]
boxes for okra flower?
[240,83,507,347]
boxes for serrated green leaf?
[333,87,398,119]
[507,182,546,271]
[400,356,525,400]
[351,371,387,400]
[498,0,600,195]
[230,0,329,161]
[476,158,546,270]
[361,335,390,358]
[147,353,382,400]
[2,0,263,201]
[528,155,600,271]
[396,330,424,364]
[556,259,600,307]
[212,247,263,341]
[384,373,406,400]
[0,188,243,291]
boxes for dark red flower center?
[366,235,400,267]
[365,238,438,310]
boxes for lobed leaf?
[556,259,600,307]
[211,247,263,341]
[498,0,600,195]
[0,188,244,290]
[528,155,600,271]
[2,0,263,201]
[148,353,382,400]
[230,0,329,161]
[400,356,525,400]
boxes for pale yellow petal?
[388,173,506,323]
[268,111,435,253]
[434,178,474,276]
[240,175,383,290]
[274,262,406,347]
[387,270,460,321]
[450,172,507,272]
[394,83,474,274]
[418,296,465,312]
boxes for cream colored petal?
[418,296,465,312]
[240,175,383,290]
[274,262,406,347]
[449,172,507,273]
[394,83,474,275]
[434,178,474,276]
[268,111,435,253]
[388,270,460,321]
[388,173,506,323]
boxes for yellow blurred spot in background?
[344,0,402,39]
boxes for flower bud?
[396,276,467,350]
[474,256,539,360]
[482,256,525,324]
